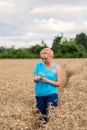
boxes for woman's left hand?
[40,77,49,83]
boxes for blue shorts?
[36,93,58,115]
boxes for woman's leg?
[36,96,47,115]
[46,93,58,107]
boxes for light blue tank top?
[34,62,58,96]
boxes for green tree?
[30,44,48,58]
[15,49,28,58]
[0,50,9,58]
[75,32,87,50]
[8,46,16,58]
[0,47,6,53]
[61,41,78,54]
[54,40,87,58]
[52,35,63,54]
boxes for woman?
[33,48,62,122]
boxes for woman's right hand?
[33,75,41,82]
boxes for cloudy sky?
[0,0,87,48]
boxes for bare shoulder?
[57,64,61,69]
[56,64,62,72]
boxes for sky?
[0,0,87,48]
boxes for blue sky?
[0,0,87,48]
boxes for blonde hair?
[40,48,54,58]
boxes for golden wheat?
[0,59,87,130]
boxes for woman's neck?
[44,62,54,68]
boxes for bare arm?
[41,65,62,87]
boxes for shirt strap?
[50,64,58,71]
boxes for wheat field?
[0,59,87,130]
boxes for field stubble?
[0,59,87,130]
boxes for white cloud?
[30,4,86,14]
[0,36,36,48]
[34,18,75,31]
[0,1,14,8]
[26,32,38,37]
[0,0,87,48]
[0,1,14,15]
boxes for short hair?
[40,48,54,58]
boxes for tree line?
[0,32,87,58]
